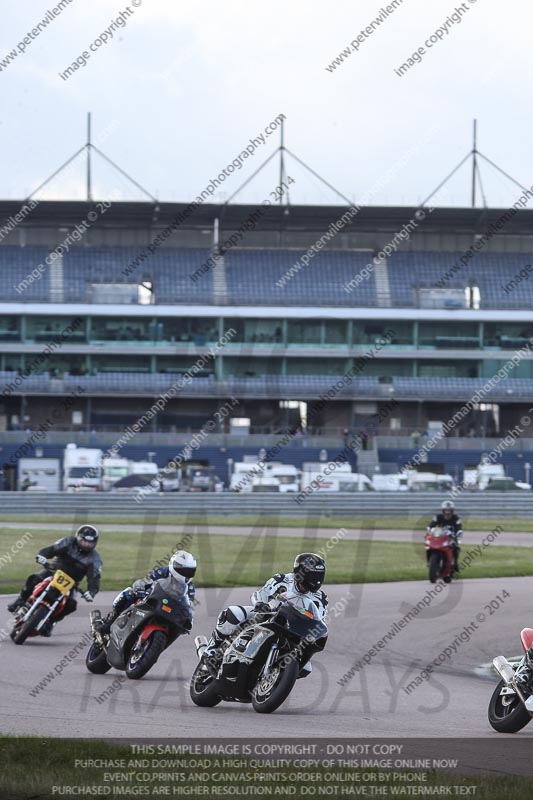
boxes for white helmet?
[441,500,455,511]
[169,550,197,582]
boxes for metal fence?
[0,491,531,518]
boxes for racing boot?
[7,596,24,613]
[203,632,224,664]
[515,647,533,692]
[93,609,119,636]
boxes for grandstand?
[1,198,533,488]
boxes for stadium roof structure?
[1,199,533,236]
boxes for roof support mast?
[471,118,477,208]
[87,111,93,202]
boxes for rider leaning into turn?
[94,549,197,635]
[8,525,102,636]
[427,500,463,572]
[204,552,328,677]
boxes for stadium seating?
[0,247,51,301]
[1,244,532,309]
[62,247,213,303]
[388,251,533,308]
[224,249,376,306]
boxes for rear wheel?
[428,552,441,583]
[11,605,49,645]
[126,630,168,679]
[488,679,532,733]
[85,641,111,674]
[252,658,299,714]
[190,661,222,707]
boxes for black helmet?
[76,524,99,551]
[293,553,325,593]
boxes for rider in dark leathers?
[8,525,102,635]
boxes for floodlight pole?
[279,117,285,206]
[87,112,93,202]
[471,119,477,208]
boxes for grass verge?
[0,737,532,800]
[1,527,531,593]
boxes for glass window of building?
[159,318,219,344]
[324,320,347,344]
[287,320,320,344]
[417,360,479,377]
[352,321,412,347]
[91,317,150,343]
[91,355,151,373]
[418,322,479,348]
[223,357,282,377]
[26,316,85,343]
[0,316,20,342]
[157,356,214,375]
[483,322,533,349]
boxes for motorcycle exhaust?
[195,635,208,658]
[493,656,516,685]
[493,656,533,716]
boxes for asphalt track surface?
[2,521,532,547]
[1,577,532,745]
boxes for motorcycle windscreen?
[139,576,193,628]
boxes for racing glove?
[36,554,48,566]
[254,602,271,613]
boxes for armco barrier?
[0,492,532,518]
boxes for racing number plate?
[49,570,76,595]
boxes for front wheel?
[125,630,168,679]
[11,605,49,645]
[190,661,222,707]
[488,679,532,733]
[252,658,299,714]
[85,641,111,674]
[428,551,441,583]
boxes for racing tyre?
[488,679,532,733]
[428,552,441,584]
[252,658,299,714]
[11,605,49,645]
[126,630,167,679]
[85,641,112,674]
[190,662,222,707]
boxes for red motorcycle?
[10,562,91,645]
[489,628,533,733]
[425,526,455,584]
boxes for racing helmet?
[441,500,455,519]
[169,550,197,582]
[293,553,325,593]
[75,524,99,551]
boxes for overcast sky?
[1,0,530,208]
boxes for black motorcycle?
[86,576,193,680]
[190,594,328,714]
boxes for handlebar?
[35,559,92,600]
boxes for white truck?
[301,463,373,492]
[231,461,300,493]
[18,458,61,492]
[372,473,409,491]
[63,444,103,492]
[102,457,130,492]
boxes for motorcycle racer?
[94,550,197,635]
[7,525,102,636]
[427,500,463,572]
[204,553,328,677]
